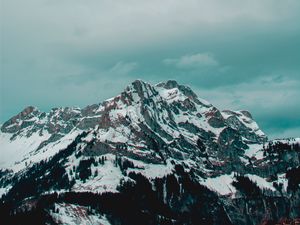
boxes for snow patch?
[71,154,123,193]
[245,174,276,191]
[244,144,264,160]
[126,158,175,179]
[51,203,111,225]
[0,186,12,198]
[201,173,236,196]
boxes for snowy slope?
[0,130,51,169]
[50,203,111,225]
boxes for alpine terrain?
[0,80,299,225]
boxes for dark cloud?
[1,0,300,138]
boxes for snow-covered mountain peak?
[221,109,266,143]
[1,106,40,133]
[0,80,267,173]
[1,80,300,225]
[156,80,179,89]
[157,80,196,100]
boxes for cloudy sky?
[1,0,300,138]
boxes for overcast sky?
[1,0,300,139]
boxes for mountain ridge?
[0,80,266,172]
[0,80,299,225]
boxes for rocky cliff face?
[0,80,299,225]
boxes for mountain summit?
[0,80,299,225]
[0,80,265,171]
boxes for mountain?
[0,80,299,225]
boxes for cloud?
[1,0,300,139]
[2,0,300,58]
[52,61,139,106]
[60,61,138,84]
[109,61,138,75]
[163,53,218,69]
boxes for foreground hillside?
[0,80,299,225]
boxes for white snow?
[221,111,232,120]
[244,144,264,160]
[271,138,300,145]
[201,173,236,196]
[245,174,276,191]
[0,186,11,198]
[239,156,249,164]
[66,154,178,194]
[51,203,111,225]
[97,127,129,143]
[0,129,82,172]
[71,154,124,193]
[277,173,289,192]
[157,88,184,103]
[221,110,266,137]
[171,105,224,140]
[21,129,82,170]
[0,80,290,202]
[126,158,175,179]
[201,173,277,196]
[0,129,51,170]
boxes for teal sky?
[1,0,300,139]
